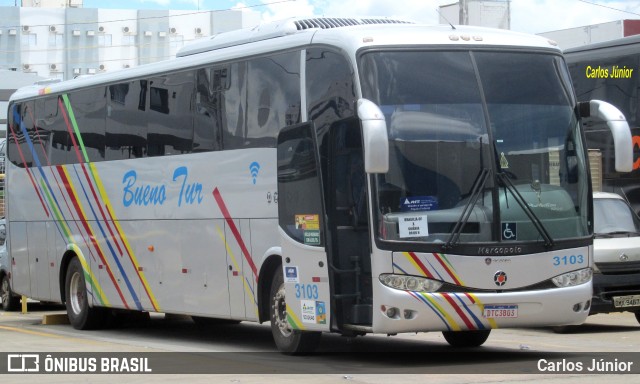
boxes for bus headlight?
[379,274,443,292]
[551,268,592,288]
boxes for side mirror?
[579,100,633,173]
[357,99,388,173]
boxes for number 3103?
[552,255,584,266]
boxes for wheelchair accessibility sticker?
[501,222,517,241]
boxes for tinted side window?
[246,52,301,148]
[39,96,73,166]
[221,62,247,150]
[66,87,107,162]
[194,67,223,152]
[107,80,147,160]
[7,102,35,168]
[306,48,356,130]
[147,71,195,157]
[27,99,50,166]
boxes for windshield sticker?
[399,215,429,238]
[501,222,517,241]
[303,230,321,246]
[295,214,319,230]
[400,196,439,212]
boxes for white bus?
[4,17,633,353]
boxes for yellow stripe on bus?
[87,162,161,312]
[215,226,260,319]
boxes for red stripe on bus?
[56,166,130,309]
[441,292,475,330]
[408,252,435,279]
[432,253,462,285]
[7,116,50,217]
[212,187,258,278]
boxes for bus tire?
[65,257,104,330]
[1,274,20,311]
[269,266,321,354]
[442,329,491,348]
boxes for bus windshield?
[360,50,590,248]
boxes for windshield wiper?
[496,173,554,248]
[443,168,491,250]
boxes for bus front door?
[277,122,331,332]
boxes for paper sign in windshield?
[399,215,429,238]
[400,196,438,212]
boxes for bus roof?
[9,17,560,103]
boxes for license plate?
[483,304,518,318]
[613,295,640,308]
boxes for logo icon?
[494,271,508,287]
[249,161,261,184]
[501,222,517,241]
[485,258,492,265]
[8,354,40,372]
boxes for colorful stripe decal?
[215,226,259,318]
[9,106,50,216]
[417,293,461,331]
[467,293,498,329]
[403,252,434,279]
[286,305,305,330]
[10,95,163,312]
[59,95,160,312]
[440,292,476,330]
[38,177,108,306]
[431,253,463,285]
[68,244,109,306]
[408,291,497,331]
[88,162,161,312]
[408,291,452,331]
[56,165,132,309]
[212,187,258,279]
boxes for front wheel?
[269,266,321,354]
[1,274,20,311]
[65,257,105,329]
[442,329,491,347]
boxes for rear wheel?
[269,266,321,354]
[65,257,105,329]
[1,274,20,311]
[442,329,491,347]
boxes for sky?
[1,0,640,35]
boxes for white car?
[592,192,640,323]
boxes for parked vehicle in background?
[592,192,640,324]
[565,35,640,213]
[0,219,19,311]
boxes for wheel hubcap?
[273,283,292,337]
[69,272,83,315]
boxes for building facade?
[0,5,258,80]
[538,19,640,50]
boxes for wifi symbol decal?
[249,161,261,184]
